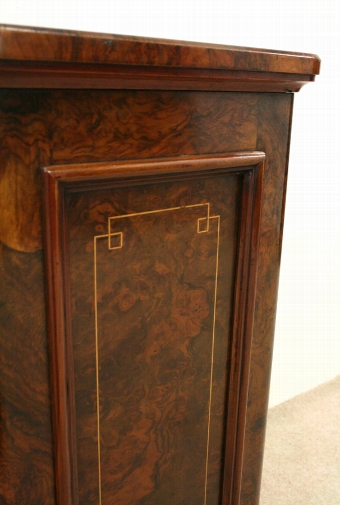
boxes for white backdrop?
[1,0,339,408]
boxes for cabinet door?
[43,152,264,505]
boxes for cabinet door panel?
[43,152,264,505]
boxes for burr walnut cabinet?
[0,25,319,505]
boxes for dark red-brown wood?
[240,92,295,505]
[0,61,316,92]
[43,153,265,505]
[0,24,319,505]
[0,24,320,73]
[0,25,319,92]
[0,90,259,253]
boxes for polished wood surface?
[241,93,294,504]
[0,25,318,505]
[0,25,319,92]
[0,62,317,92]
[43,153,264,505]
[0,90,258,253]
[0,24,320,73]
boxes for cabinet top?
[0,24,320,92]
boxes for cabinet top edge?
[0,24,320,76]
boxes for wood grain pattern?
[0,89,258,252]
[0,243,55,505]
[0,90,52,252]
[80,197,224,505]
[0,24,320,74]
[50,91,258,165]
[0,61,316,92]
[0,25,319,92]
[42,153,264,505]
[0,88,260,505]
[0,28,318,503]
[240,93,294,504]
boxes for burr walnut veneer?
[0,25,319,505]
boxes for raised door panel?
[43,152,264,505]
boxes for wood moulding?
[43,151,265,505]
[0,24,320,92]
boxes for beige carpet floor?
[260,375,340,505]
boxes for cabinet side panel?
[0,244,55,505]
[0,90,258,254]
[44,156,264,505]
[240,93,294,505]
[50,90,258,166]
[65,173,241,505]
[0,90,52,253]
[0,89,259,505]
[0,91,56,505]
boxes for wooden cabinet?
[0,25,319,505]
